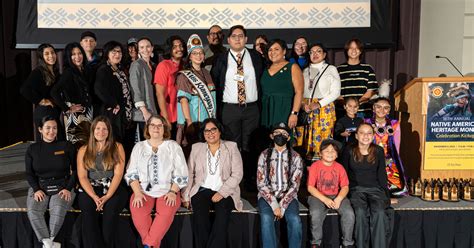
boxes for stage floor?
[1,142,473,211]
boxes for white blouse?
[302,61,341,107]
[124,140,188,198]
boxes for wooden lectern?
[394,77,474,180]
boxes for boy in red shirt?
[307,139,355,248]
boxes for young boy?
[334,97,364,149]
[307,139,355,248]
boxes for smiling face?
[107,46,122,66]
[39,120,57,142]
[207,26,223,45]
[189,48,205,67]
[309,45,326,64]
[94,121,109,143]
[71,47,84,69]
[171,39,184,61]
[356,124,374,146]
[147,117,164,140]
[344,98,359,117]
[42,47,57,66]
[320,144,338,164]
[80,37,96,54]
[293,38,308,56]
[227,28,247,52]
[373,99,391,119]
[203,122,221,145]
[267,42,286,64]
[138,39,153,60]
[347,41,361,61]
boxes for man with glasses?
[211,25,263,190]
[204,25,227,70]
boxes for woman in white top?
[124,115,188,248]
[182,118,243,248]
[296,43,341,161]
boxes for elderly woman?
[51,42,93,145]
[296,43,340,161]
[76,116,128,248]
[124,115,188,248]
[182,118,243,248]
[25,116,76,248]
[129,37,158,141]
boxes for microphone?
[435,55,464,77]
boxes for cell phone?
[346,127,356,133]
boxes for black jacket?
[210,49,264,116]
[94,63,127,113]
[51,67,93,112]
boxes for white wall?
[418,0,473,77]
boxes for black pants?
[221,103,259,183]
[77,185,128,248]
[191,188,235,248]
[349,186,390,248]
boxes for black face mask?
[273,134,288,146]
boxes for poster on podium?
[425,82,474,170]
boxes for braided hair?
[265,140,293,183]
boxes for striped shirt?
[337,63,378,113]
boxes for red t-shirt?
[154,59,180,123]
[307,160,349,196]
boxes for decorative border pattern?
[37,3,370,29]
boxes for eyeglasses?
[204,127,219,135]
[309,49,324,55]
[209,31,222,36]
[149,123,164,129]
[191,51,204,56]
[230,34,245,40]
[374,104,391,111]
[110,49,122,55]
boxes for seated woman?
[25,116,76,248]
[124,115,188,248]
[257,122,304,248]
[76,116,128,248]
[342,123,390,248]
[182,118,243,248]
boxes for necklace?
[207,146,220,175]
[307,66,320,90]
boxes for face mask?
[273,134,288,146]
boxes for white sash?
[180,70,216,119]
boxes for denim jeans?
[258,198,302,248]
[308,195,355,246]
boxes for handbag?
[297,64,329,126]
[38,177,67,196]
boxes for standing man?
[204,25,227,71]
[80,31,100,67]
[154,35,186,136]
[211,25,263,189]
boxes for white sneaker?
[52,241,61,248]
[42,238,53,248]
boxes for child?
[307,139,355,248]
[334,97,364,149]
[257,122,304,248]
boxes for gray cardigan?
[129,58,158,122]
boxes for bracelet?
[168,189,177,195]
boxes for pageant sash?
[181,70,216,118]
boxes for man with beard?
[154,35,186,137]
[204,25,227,71]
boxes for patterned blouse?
[257,148,303,214]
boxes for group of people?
[21,23,409,248]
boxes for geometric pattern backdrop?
[37,1,370,29]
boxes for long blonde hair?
[82,116,121,170]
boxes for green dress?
[261,62,294,128]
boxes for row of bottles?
[408,178,474,202]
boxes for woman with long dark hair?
[76,116,128,247]
[288,36,309,69]
[342,123,390,248]
[21,43,63,141]
[51,42,93,145]
[25,116,76,248]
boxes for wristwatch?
[290,111,298,115]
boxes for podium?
[394,77,474,180]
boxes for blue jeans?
[258,198,302,248]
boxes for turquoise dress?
[260,63,294,128]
